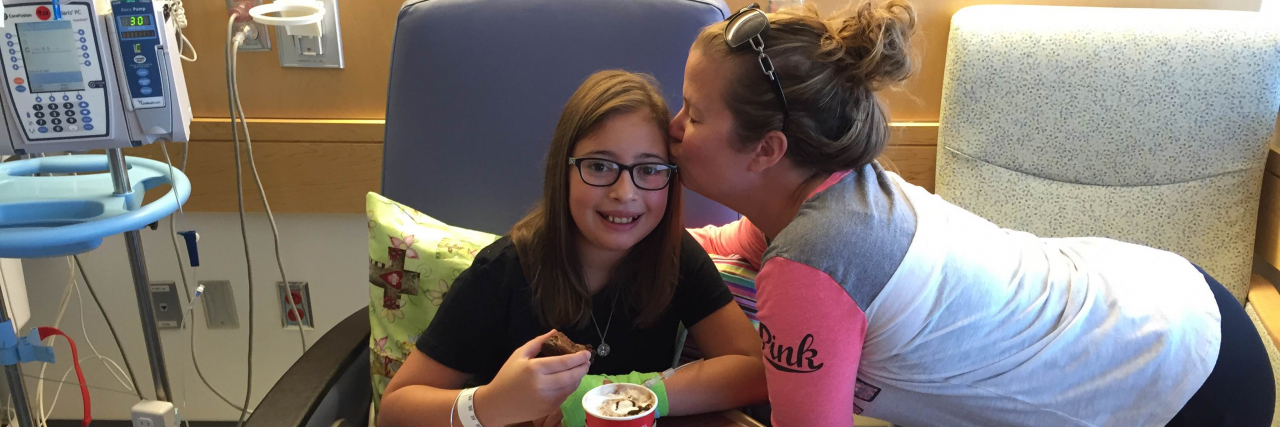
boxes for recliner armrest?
[246,307,371,427]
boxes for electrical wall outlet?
[277,281,313,329]
[148,282,183,329]
[225,0,271,52]
[199,280,239,329]
[276,0,343,68]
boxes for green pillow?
[366,192,499,414]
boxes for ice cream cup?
[582,383,658,427]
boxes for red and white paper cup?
[582,383,658,427]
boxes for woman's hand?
[475,330,592,425]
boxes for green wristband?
[643,374,670,418]
[560,375,607,427]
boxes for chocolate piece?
[540,331,593,357]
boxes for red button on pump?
[35,6,51,21]
[13,78,23,85]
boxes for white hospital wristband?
[456,386,484,427]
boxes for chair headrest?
[383,0,736,234]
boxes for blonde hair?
[511,70,683,329]
[695,0,918,173]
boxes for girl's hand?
[476,330,592,425]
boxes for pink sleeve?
[686,217,767,268]
[756,257,866,427]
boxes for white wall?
[4,212,368,422]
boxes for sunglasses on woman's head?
[724,3,790,131]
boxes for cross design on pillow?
[370,242,423,303]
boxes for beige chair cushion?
[937,5,1280,301]
[938,147,1262,298]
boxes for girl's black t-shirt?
[417,232,733,384]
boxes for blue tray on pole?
[0,155,190,258]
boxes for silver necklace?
[590,289,620,357]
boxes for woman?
[675,2,1274,426]
[378,70,766,427]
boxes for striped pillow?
[678,254,759,364]
[712,254,759,328]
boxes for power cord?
[160,11,310,426]
[230,25,309,347]
[161,138,257,418]
[167,139,197,427]
[0,209,134,427]
[71,256,144,399]
[168,0,197,62]
[38,257,143,427]
[72,279,135,395]
[227,16,256,427]
[186,270,255,414]
[21,365,138,398]
[43,356,120,420]
[32,355,153,426]
[35,258,77,426]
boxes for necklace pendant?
[597,343,611,357]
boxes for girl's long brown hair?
[511,70,684,329]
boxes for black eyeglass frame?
[724,3,790,131]
[567,157,678,191]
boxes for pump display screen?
[119,15,151,29]
[14,21,85,93]
[118,15,157,40]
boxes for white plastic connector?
[241,23,258,42]
[279,0,324,38]
[249,0,325,55]
[249,0,324,35]
[132,400,178,427]
[231,22,256,48]
[642,358,704,389]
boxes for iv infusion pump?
[0,0,191,155]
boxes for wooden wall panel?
[127,122,936,214]
[1249,274,1280,348]
[190,118,385,142]
[880,145,936,192]
[129,140,381,214]
[1256,151,1280,268]
[181,0,402,119]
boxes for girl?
[675,2,1273,426]
[378,70,767,427]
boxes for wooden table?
[658,410,765,427]
[513,410,764,427]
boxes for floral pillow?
[366,192,499,413]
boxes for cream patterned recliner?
[935,5,1280,423]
